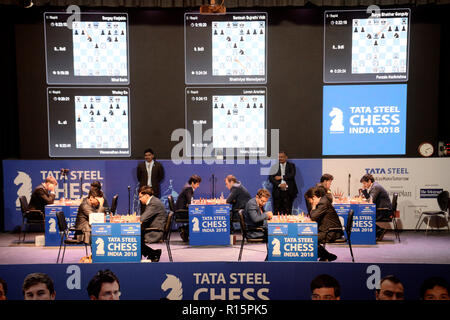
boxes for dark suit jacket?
[244,197,269,239]
[226,182,251,213]
[74,198,106,231]
[28,184,55,213]
[141,196,168,243]
[137,160,165,198]
[309,196,342,235]
[269,161,299,199]
[175,184,194,211]
[362,182,392,211]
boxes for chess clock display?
[185,13,267,84]
[324,8,410,83]
[185,87,267,157]
[47,87,131,157]
[44,12,129,85]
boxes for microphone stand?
[127,186,131,215]
[80,177,83,199]
[348,173,351,198]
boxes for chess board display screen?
[185,13,267,84]
[44,12,129,85]
[47,88,131,157]
[186,87,267,157]
[323,8,410,83]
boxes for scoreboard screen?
[47,87,131,157]
[324,8,410,83]
[186,87,267,157]
[44,12,130,85]
[185,13,267,85]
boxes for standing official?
[269,151,298,214]
[137,148,165,198]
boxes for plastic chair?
[144,211,174,262]
[324,209,355,262]
[377,193,401,242]
[18,196,44,243]
[237,209,266,261]
[415,190,449,234]
[55,211,89,263]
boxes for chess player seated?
[139,186,167,262]
[243,189,274,242]
[74,188,106,245]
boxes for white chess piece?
[271,238,281,256]
[192,217,200,232]
[95,238,105,255]
[329,107,345,132]
[48,218,57,233]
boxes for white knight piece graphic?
[329,107,345,133]
[161,274,183,300]
[14,171,32,207]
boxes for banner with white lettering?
[322,158,450,229]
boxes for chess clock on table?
[418,142,434,157]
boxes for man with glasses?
[87,269,121,300]
[243,189,273,241]
[375,275,405,300]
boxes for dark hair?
[88,188,103,198]
[360,173,375,183]
[279,151,287,156]
[320,174,334,183]
[87,269,120,299]
[225,175,237,183]
[144,148,154,155]
[139,185,154,196]
[90,181,102,190]
[22,273,55,296]
[0,277,7,297]
[304,186,326,200]
[420,277,450,299]
[310,274,341,298]
[188,174,202,185]
[377,275,403,293]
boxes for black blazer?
[74,198,106,231]
[137,160,165,198]
[362,182,392,212]
[269,161,299,198]
[175,184,194,211]
[226,182,252,212]
[309,196,342,234]
[28,184,55,213]
[140,196,168,243]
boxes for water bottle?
[105,212,110,223]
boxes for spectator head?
[420,276,450,300]
[87,269,121,300]
[22,273,56,300]
[310,274,341,300]
[376,275,404,300]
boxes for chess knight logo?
[14,171,32,207]
[95,238,105,255]
[329,107,345,133]
[191,217,200,232]
[48,218,57,233]
[161,274,183,300]
[271,238,281,256]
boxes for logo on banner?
[161,274,183,300]
[192,217,200,232]
[329,107,344,133]
[271,238,281,256]
[48,218,57,233]
[14,171,32,207]
[95,238,105,255]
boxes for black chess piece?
[247,30,250,35]
[260,29,263,35]
[233,43,237,48]
[81,30,85,35]
[395,26,399,32]
[394,33,399,38]
[221,104,224,108]
[109,110,114,115]
[240,36,244,41]
[247,103,250,108]
[77,116,81,122]
[103,117,107,122]
[90,110,94,115]
[75,30,78,35]
[361,27,365,32]
[214,104,218,108]
[227,110,231,115]
[402,26,406,32]
[116,104,120,109]
[122,110,126,116]
[110,104,113,109]
[374,40,378,46]
[214,30,218,35]
[253,29,257,35]
[260,103,263,108]
[97,110,100,116]
[354,27,358,33]
[367,34,372,39]
[108,30,111,35]
[220,30,224,35]
[90,104,94,109]
[253,103,257,108]
[121,30,125,35]
[101,30,105,35]
[84,104,87,109]
[388,26,392,32]
[381,33,385,39]
[95,44,98,49]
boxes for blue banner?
[1,262,448,300]
[3,159,322,231]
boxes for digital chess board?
[186,87,267,157]
[211,21,265,77]
[323,9,410,83]
[44,12,129,84]
[47,88,131,157]
[185,13,267,84]
[212,94,265,149]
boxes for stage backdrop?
[322,158,450,229]
[3,159,321,231]
[0,261,449,300]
